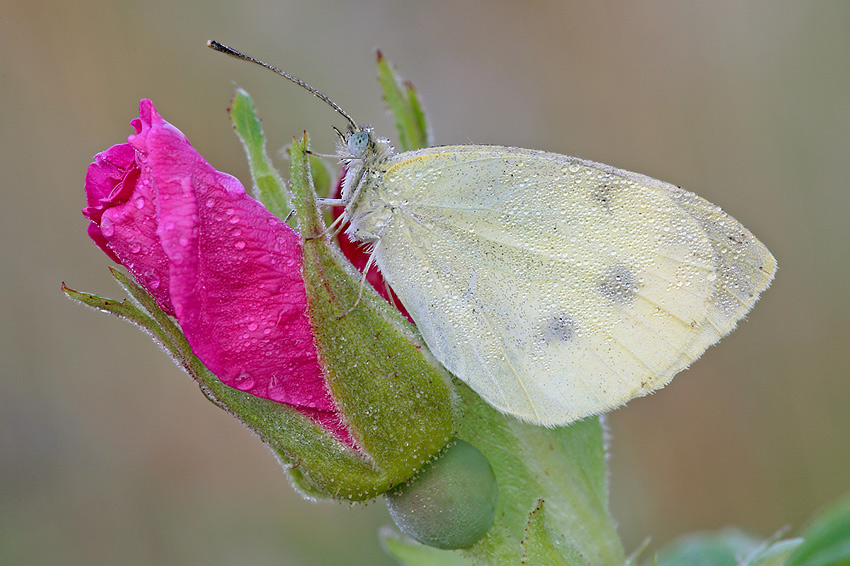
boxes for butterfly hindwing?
[351,145,774,425]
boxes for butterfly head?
[338,125,393,166]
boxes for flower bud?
[386,439,498,549]
[71,98,457,501]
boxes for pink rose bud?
[83,100,350,444]
[76,97,456,500]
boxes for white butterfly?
[339,130,775,426]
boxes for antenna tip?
[207,40,230,54]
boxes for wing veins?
[397,219,540,419]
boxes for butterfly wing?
[364,145,775,425]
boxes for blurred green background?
[2,1,848,564]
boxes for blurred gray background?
[2,1,848,564]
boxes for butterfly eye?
[347,130,371,158]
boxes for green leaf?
[786,493,850,566]
[645,528,803,566]
[288,133,458,499]
[454,384,624,565]
[521,499,588,565]
[377,52,431,151]
[230,88,290,220]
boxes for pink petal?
[136,101,338,414]
[83,117,173,313]
[84,100,353,446]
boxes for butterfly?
[339,130,775,425]
[210,41,776,426]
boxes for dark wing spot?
[599,264,637,304]
[544,313,577,342]
[591,183,615,212]
[728,233,748,246]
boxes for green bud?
[386,439,498,550]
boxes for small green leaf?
[230,88,289,219]
[62,281,166,342]
[308,152,334,198]
[377,52,431,151]
[646,529,803,566]
[786,493,850,566]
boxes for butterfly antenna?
[207,40,358,132]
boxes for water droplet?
[234,372,255,391]
[178,236,190,247]
[235,240,246,250]
[134,197,145,209]
[128,242,142,254]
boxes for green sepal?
[63,271,401,501]
[62,279,171,347]
[377,51,431,152]
[230,88,290,220]
[308,152,334,198]
[288,133,457,499]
